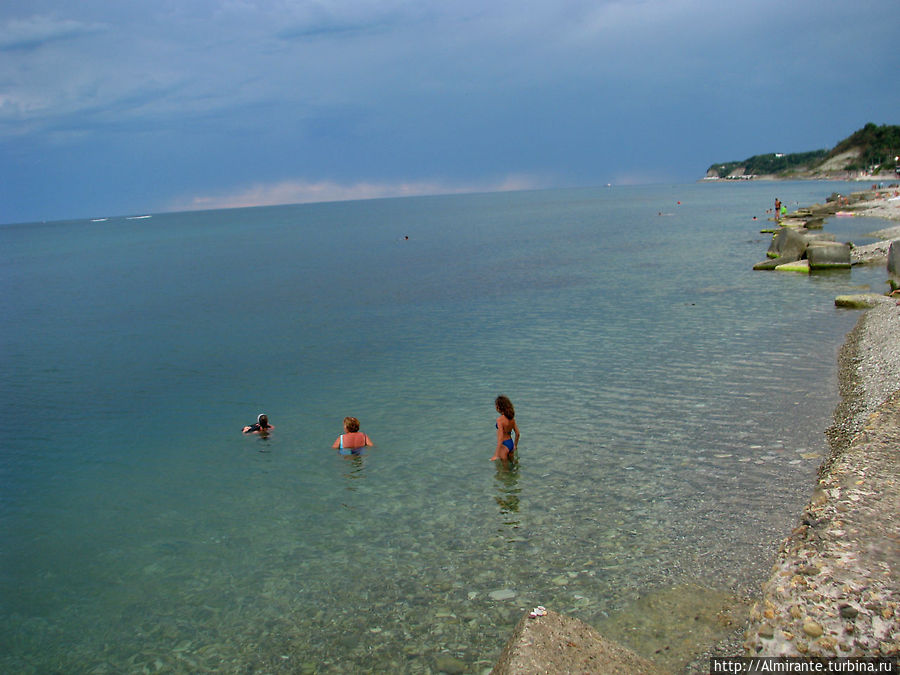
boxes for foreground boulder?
[492,609,668,675]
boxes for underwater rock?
[434,653,467,674]
[489,589,517,601]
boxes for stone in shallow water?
[434,653,466,674]
[489,589,517,601]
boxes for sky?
[1,0,898,225]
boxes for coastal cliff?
[705,123,900,181]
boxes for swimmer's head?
[495,395,515,419]
[258,414,269,428]
[343,416,360,432]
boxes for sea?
[0,182,891,673]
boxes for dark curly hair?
[495,395,515,419]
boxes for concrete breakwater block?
[754,258,782,270]
[767,227,807,260]
[889,240,900,282]
[775,259,810,273]
[834,294,890,309]
[807,242,851,269]
[491,609,668,675]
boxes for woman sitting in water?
[243,414,273,435]
[332,416,374,455]
[491,395,520,461]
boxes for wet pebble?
[488,589,516,601]
[803,621,823,638]
[434,653,467,674]
[839,604,859,620]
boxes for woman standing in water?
[491,395,520,461]
[332,416,374,455]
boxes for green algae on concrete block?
[775,260,810,273]
[834,294,882,309]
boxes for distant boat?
[126,215,152,220]
[90,218,108,222]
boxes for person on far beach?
[243,414,273,435]
[491,395,520,462]
[333,416,374,455]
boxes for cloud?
[1,0,898,225]
[172,175,544,211]
[0,14,106,51]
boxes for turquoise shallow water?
[0,183,889,672]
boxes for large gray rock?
[767,227,807,261]
[807,242,851,269]
[492,609,668,675]
[888,240,900,282]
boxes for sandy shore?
[741,193,900,657]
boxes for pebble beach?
[742,187,900,658]
[491,184,900,674]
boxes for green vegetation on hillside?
[830,123,900,171]
[708,123,900,178]
[709,150,828,178]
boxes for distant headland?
[704,123,900,181]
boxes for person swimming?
[491,395,519,461]
[332,416,374,455]
[243,414,273,435]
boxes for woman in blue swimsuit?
[491,395,520,461]
[332,416,374,455]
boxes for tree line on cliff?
[707,123,900,179]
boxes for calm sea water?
[0,183,889,673]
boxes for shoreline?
[492,189,900,672]
[693,191,899,664]
[742,302,900,657]
[736,189,900,658]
